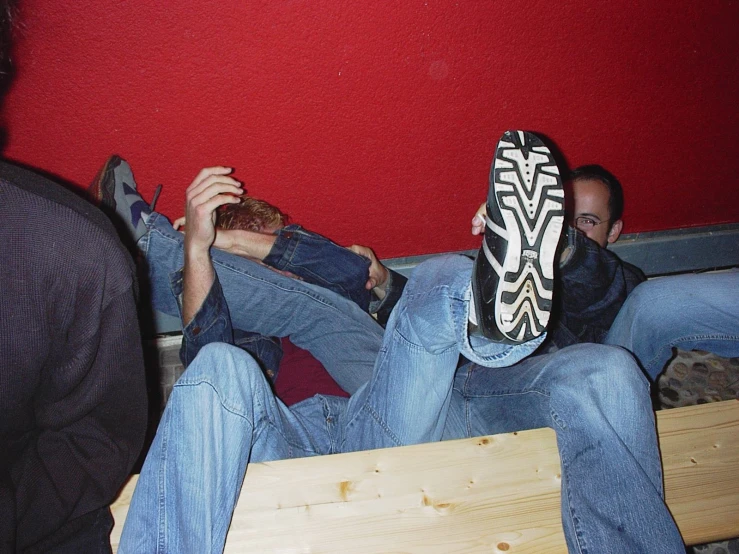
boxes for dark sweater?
[0,162,147,552]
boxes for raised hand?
[183,167,243,255]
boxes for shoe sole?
[474,130,564,343]
[88,154,122,211]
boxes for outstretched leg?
[139,213,383,394]
[605,271,739,380]
[341,130,562,452]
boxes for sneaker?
[472,130,565,343]
[88,155,151,246]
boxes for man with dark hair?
[468,161,643,347]
[568,164,624,248]
[0,7,147,553]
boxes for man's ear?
[607,219,623,244]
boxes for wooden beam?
[110,400,739,553]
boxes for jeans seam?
[646,333,739,375]
[174,378,254,420]
[461,388,550,400]
[552,404,587,554]
[157,409,170,554]
[360,403,403,447]
[212,258,352,313]
[173,378,320,455]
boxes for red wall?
[3,1,737,258]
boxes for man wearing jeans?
[118,132,684,553]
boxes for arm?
[12,265,147,550]
[177,167,244,365]
[181,166,243,325]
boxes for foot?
[88,154,151,246]
[472,130,565,343]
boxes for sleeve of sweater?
[11,279,148,550]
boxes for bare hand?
[471,202,487,235]
[349,244,389,292]
[183,167,243,254]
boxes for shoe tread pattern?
[479,130,564,343]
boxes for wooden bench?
[110,400,739,552]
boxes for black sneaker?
[472,130,565,343]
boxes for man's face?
[571,178,622,248]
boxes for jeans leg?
[118,344,329,554]
[451,343,684,553]
[341,255,542,452]
[139,213,383,394]
[605,271,739,380]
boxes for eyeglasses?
[574,216,609,231]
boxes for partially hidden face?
[571,178,622,248]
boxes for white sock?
[468,292,478,326]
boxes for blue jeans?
[139,213,383,394]
[605,271,739,380]
[135,218,683,552]
[119,255,538,553]
[443,345,684,554]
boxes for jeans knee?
[556,344,648,405]
[620,279,674,328]
[181,343,266,391]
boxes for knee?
[556,344,649,404]
[180,343,266,391]
[408,255,472,293]
[619,279,675,326]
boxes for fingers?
[471,202,487,235]
[183,166,244,252]
[187,166,235,194]
[186,167,244,222]
[172,216,186,231]
[350,244,389,290]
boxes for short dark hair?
[569,164,624,223]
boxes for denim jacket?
[549,227,645,348]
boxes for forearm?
[264,225,371,310]
[182,245,215,326]
[216,229,276,261]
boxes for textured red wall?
[3,1,738,258]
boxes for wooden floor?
[110,400,739,553]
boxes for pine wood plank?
[110,400,739,553]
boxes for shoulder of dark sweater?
[0,161,137,284]
[0,160,124,246]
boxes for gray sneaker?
[88,155,151,246]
